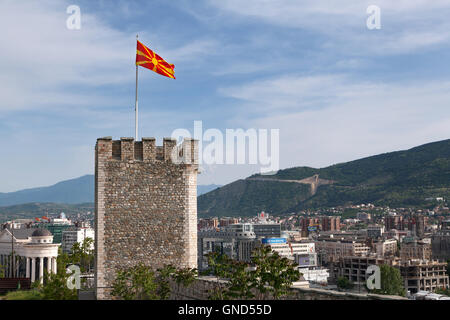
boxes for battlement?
[96,137,198,164]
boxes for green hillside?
[0,202,94,222]
[198,139,450,217]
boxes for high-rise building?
[321,216,340,232]
[62,227,95,254]
[385,214,404,231]
[431,219,450,261]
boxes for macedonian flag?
[136,40,175,79]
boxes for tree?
[111,263,198,300]
[337,277,354,290]
[251,246,301,299]
[69,238,94,273]
[371,264,406,297]
[37,270,78,300]
[435,287,450,296]
[24,254,78,300]
[205,245,302,300]
[111,263,159,300]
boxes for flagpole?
[135,34,139,141]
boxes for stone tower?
[94,137,198,299]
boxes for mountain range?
[0,175,220,207]
[1,139,449,220]
[198,139,450,217]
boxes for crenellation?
[134,141,143,161]
[112,141,121,159]
[163,138,177,161]
[120,137,134,161]
[142,137,156,161]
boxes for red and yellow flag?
[136,40,175,79]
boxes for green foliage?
[251,246,301,299]
[337,277,354,290]
[69,237,94,273]
[435,287,450,296]
[0,264,5,278]
[111,263,198,300]
[155,264,176,299]
[4,289,43,300]
[371,264,406,297]
[205,246,301,300]
[17,246,84,300]
[36,270,78,300]
[112,263,159,300]
[199,179,311,217]
[171,267,198,288]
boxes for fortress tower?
[94,137,198,299]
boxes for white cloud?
[207,0,450,54]
[0,1,220,113]
[218,74,450,171]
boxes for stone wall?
[169,276,408,300]
[95,137,198,300]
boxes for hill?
[0,202,94,222]
[0,175,94,206]
[0,175,221,207]
[198,139,450,217]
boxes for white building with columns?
[0,227,59,284]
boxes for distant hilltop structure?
[94,137,199,300]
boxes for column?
[39,257,44,284]
[31,258,36,282]
[46,257,51,275]
[26,257,30,278]
[52,257,57,274]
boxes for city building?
[431,219,450,261]
[321,216,340,232]
[385,213,404,231]
[315,238,370,263]
[357,212,371,222]
[299,217,320,236]
[367,225,385,239]
[262,239,315,260]
[62,226,95,254]
[251,212,282,239]
[198,218,219,231]
[253,223,282,239]
[329,255,386,287]
[406,215,428,238]
[398,259,449,294]
[197,223,257,270]
[400,239,431,260]
[219,217,239,227]
[0,225,59,284]
[33,213,74,244]
[375,239,398,258]
[329,255,449,294]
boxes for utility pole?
[11,223,15,278]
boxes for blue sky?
[1,0,450,192]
